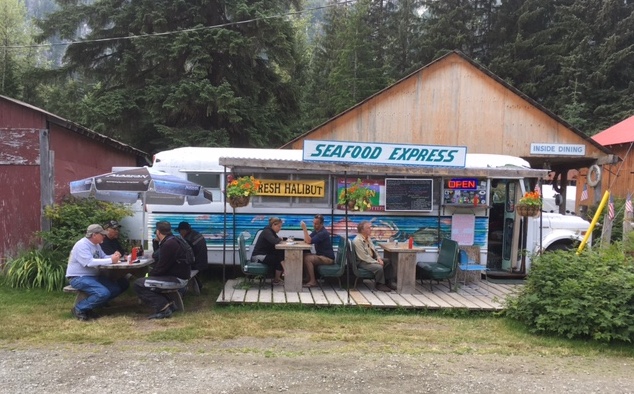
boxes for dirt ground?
[2,337,634,393]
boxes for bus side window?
[187,173,221,201]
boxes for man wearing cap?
[176,221,208,271]
[66,224,129,321]
[101,220,126,256]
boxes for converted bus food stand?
[215,140,581,279]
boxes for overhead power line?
[3,1,354,50]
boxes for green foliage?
[33,0,306,152]
[41,197,132,258]
[505,247,634,342]
[1,197,132,291]
[2,249,66,291]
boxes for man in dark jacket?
[101,220,126,256]
[176,221,208,271]
[134,221,190,319]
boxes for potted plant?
[226,175,261,208]
[516,190,542,217]
[338,179,376,211]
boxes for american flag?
[580,184,588,201]
[608,195,615,220]
[626,193,633,214]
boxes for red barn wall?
[50,124,137,202]
[0,128,42,259]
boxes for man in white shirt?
[65,224,128,321]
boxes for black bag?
[174,236,196,266]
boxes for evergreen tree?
[35,0,306,151]
[0,0,36,97]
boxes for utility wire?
[2,1,354,50]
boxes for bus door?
[488,179,520,271]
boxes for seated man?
[176,221,208,272]
[352,220,396,292]
[101,220,126,256]
[301,214,335,288]
[66,224,128,321]
[134,221,190,319]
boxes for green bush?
[42,196,132,256]
[505,246,634,342]
[2,249,66,291]
[2,197,132,291]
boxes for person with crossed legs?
[352,220,396,292]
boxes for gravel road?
[2,338,633,393]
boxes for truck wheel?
[546,243,571,252]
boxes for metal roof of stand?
[219,157,549,179]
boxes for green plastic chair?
[348,238,375,289]
[238,234,269,283]
[316,236,347,288]
[417,239,460,292]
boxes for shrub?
[2,197,132,291]
[505,246,634,342]
[42,196,132,256]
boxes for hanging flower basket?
[516,204,540,217]
[228,195,250,208]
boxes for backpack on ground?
[174,236,196,266]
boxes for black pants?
[134,276,184,312]
[262,250,285,272]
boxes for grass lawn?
[1,274,633,359]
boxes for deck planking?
[217,278,521,311]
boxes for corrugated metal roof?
[592,115,634,146]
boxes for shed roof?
[282,51,615,168]
[0,95,148,161]
[592,115,634,146]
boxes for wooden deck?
[217,278,522,311]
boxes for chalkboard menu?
[385,178,433,211]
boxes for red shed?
[0,95,148,262]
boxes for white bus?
[148,147,590,277]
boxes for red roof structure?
[592,115,634,146]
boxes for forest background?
[2,0,633,154]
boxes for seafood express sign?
[303,140,467,167]
[303,140,468,212]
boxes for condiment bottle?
[408,236,413,249]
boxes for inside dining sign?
[302,140,467,167]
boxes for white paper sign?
[451,214,475,246]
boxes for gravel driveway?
[2,338,633,393]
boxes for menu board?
[385,178,433,211]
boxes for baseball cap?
[86,224,108,237]
[104,220,122,229]
[176,221,191,231]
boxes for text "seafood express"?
[303,140,467,167]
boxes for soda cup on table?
[130,247,138,264]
